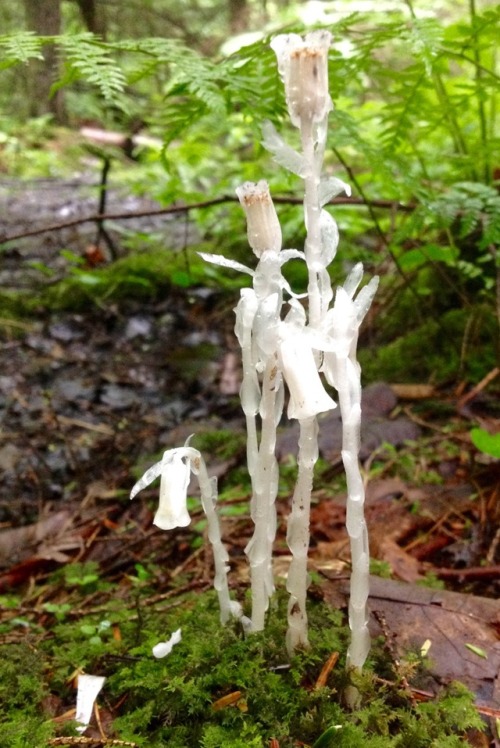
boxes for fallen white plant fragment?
[152,628,182,659]
[75,673,106,733]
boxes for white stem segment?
[191,452,239,625]
[245,357,282,630]
[272,31,335,653]
[285,415,318,653]
[323,277,379,672]
[337,361,370,671]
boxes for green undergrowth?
[360,305,497,385]
[0,582,484,747]
[0,242,246,317]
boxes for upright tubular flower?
[270,30,336,653]
[271,31,333,129]
[236,180,282,257]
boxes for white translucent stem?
[336,358,370,672]
[286,415,318,654]
[246,358,281,631]
[301,117,328,331]
[195,455,236,625]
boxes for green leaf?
[313,725,343,748]
[470,428,500,459]
[464,643,488,659]
[399,243,458,272]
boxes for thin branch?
[0,195,415,245]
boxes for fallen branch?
[0,195,415,245]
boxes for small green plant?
[470,427,500,459]
[61,561,101,589]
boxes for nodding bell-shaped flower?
[130,448,192,530]
[278,324,336,421]
[271,31,333,129]
[236,180,282,257]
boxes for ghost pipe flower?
[278,323,336,421]
[322,268,379,678]
[236,180,282,257]
[131,448,191,530]
[203,186,292,631]
[131,443,239,624]
[270,31,339,653]
[271,31,333,130]
[278,314,336,652]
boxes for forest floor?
[0,177,499,746]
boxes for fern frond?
[58,33,126,102]
[0,31,44,70]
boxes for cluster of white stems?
[131,30,378,678]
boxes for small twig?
[95,155,118,260]
[0,195,415,245]
[457,366,500,409]
[47,738,137,746]
[55,415,115,436]
[434,565,500,581]
[314,651,339,689]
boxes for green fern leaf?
[58,33,126,102]
[0,31,44,70]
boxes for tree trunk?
[228,0,249,34]
[23,0,65,122]
[74,0,106,38]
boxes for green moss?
[360,306,496,384]
[0,584,485,747]
[192,429,246,461]
[0,643,54,747]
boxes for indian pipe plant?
[131,30,378,689]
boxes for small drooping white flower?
[271,31,333,128]
[278,324,336,420]
[152,628,182,659]
[236,180,282,257]
[75,674,106,734]
[130,448,192,530]
[155,452,191,530]
[131,444,238,625]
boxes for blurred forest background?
[1,0,499,384]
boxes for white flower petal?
[343,262,364,299]
[319,209,339,266]
[198,252,254,276]
[279,327,336,420]
[153,453,192,530]
[130,459,163,500]
[319,176,351,206]
[261,120,305,176]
